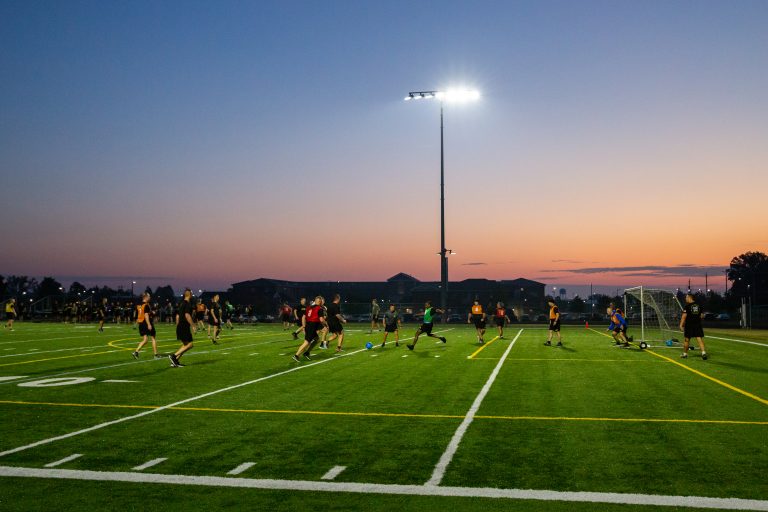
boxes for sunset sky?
[1,0,766,295]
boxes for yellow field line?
[0,399,765,426]
[588,328,768,406]
[468,336,501,359]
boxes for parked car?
[448,314,462,323]
[715,313,731,321]
[702,313,716,320]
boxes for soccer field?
[0,323,766,511]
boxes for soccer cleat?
[131,351,139,360]
[556,342,563,347]
[303,353,311,360]
[395,342,399,347]
[680,353,688,359]
[702,352,708,360]
[154,354,163,359]
[406,344,414,351]
[168,354,180,367]
[292,332,298,340]
[381,342,386,348]
[291,354,301,363]
[544,341,551,346]
[320,343,328,350]
[440,337,446,343]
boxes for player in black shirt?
[292,298,307,340]
[323,294,347,352]
[209,294,222,344]
[170,289,196,367]
[679,294,708,360]
[96,298,108,332]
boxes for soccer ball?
[365,342,373,350]
[665,339,674,347]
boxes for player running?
[208,294,222,344]
[132,293,159,359]
[324,294,347,352]
[493,302,511,339]
[545,299,563,346]
[4,299,17,331]
[406,301,446,351]
[293,296,327,362]
[279,302,293,330]
[195,299,207,332]
[223,300,235,330]
[467,300,487,343]
[381,303,401,347]
[291,298,307,340]
[680,294,708,360]
[170,289,196,367]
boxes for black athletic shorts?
[281,314,291,322]
[372,314,380,322]
[305,322,322,342]
[473,318,486,329]
[139,323,156,337]
[5,313,15,321]
[684,324,704,339]
[176,324,193,344]
[385,323,398,333]
[549,320,561,332]
[295,318,302,326]
[210,319,221,327]
[328,320,343,335]
[195,312,205,322]
[494,317,505,327]
[419,322,433,335]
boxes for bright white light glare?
[435,89,481,102]
[404,96,412,101]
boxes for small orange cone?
[585,321,589,329]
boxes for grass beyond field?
[0,322,766,511]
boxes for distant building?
[229,274,545,315]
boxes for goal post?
[623,286,684,349]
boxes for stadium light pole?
[404,89,480,319]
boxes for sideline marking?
[467,336,500,359]
[0,347,369,458]
[0,348,123,368]
[44,454,82,468]
[321,465,347,480]
[227,462,256,476]
[427,329,523,486]
[588,328,768,406]
[706,334,768,348]
[0,376,27,382]
[2,399,765,426]
[1,466,766,511]
[132,458,167,471]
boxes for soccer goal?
[623,286,684,349]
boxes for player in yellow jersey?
[4,299,17,331]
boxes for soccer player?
[492,302,512,339]
[407,301,446,351]
[195,299,207,332]
[96,298,108,332]
[170,289,196,367]
[208,294,222,344]
[132,293,159,359]
[324,294,347,352]
[680,294,708,360]
[381,303,401,347]
[292,297,307,340]
[223,300,235,330]
[293,296,326,362]
[468,300,487,343]
[607,306,630,347]
[545,299,563,346]
[4,299,17,331]
[369,299,380,334]
[279,302,293,330]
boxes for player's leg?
[696,337,708,359]
[335,331,344,352]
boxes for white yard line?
[132,458,167,471]
[0,466,765,510]
[426,329,523,487]
[227,462,256,476]
[0,347,368,458]
[321,466,347,480]
[43,454,82,468]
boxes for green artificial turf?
[0,322,766,510]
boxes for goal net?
[623,287,683,349]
